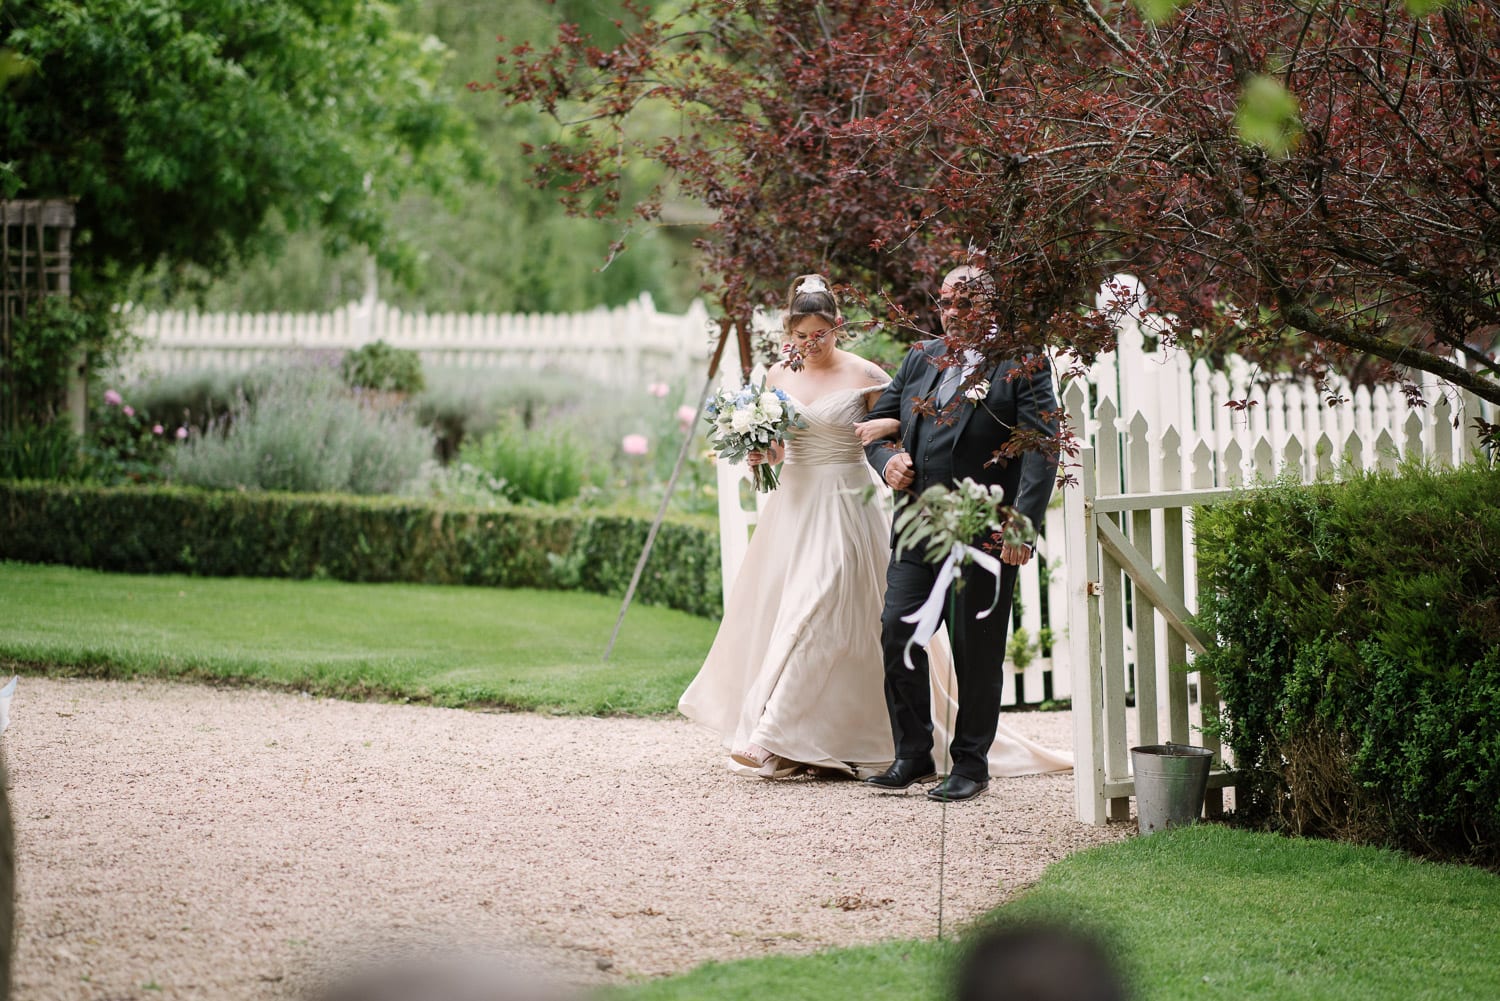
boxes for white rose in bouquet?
[702,378,808,492]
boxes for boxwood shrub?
[0,481,722,618]
[1194,464,1500,865]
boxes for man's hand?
[1000,541,1034,566]
[883,451,914,490]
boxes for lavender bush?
[169,365,432,495]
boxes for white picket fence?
[1057,278,1495,823]
[1080,274,1495,480]
[1063,376,1496,823]
[122,293,714,388]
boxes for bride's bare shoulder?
[840,350,889,384]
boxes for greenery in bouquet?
[703,379,806,492]
[893,478,1034,567]
[892,477,1037,671]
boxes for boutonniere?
[963,379,991,402]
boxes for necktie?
[936,363,963,405]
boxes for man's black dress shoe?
[926,774,989,802]
[865,757,938,790]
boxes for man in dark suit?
[862,265,1059,802]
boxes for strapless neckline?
[783,383,888,411]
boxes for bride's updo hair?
[784,273,842,334]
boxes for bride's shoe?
[731,744,773,769]
[758,754,803,779]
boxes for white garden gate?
[1061,280,1496,824]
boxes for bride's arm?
[859,360,892,411]
[854,359,898,445]
[853,417,900,446]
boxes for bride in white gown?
[678,274,1070,780]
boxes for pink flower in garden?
[175,426,189,440]
[677,404,698,426]
[103,389,123,406]
[647,382,670,398]
[123,405,135,417]
[152,424,164,435]
[621,433,649,456]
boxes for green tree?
[0,0,484,299]
[138,0,701,314]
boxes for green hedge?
[1194,464,1500,865]
[0,481,722,618]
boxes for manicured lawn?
[0,561,716,714]
[610,825,1500,1001]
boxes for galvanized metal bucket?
[1131,743,1213,835]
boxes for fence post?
[1063,381,1106,824]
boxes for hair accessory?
[795,276,830,295]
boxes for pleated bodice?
[782,385,888,467]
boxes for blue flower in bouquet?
[703,379,805,491]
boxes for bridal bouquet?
[704,379,807,492]
[892,478,1035,669]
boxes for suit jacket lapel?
[918,342,948,403]
[902,343,948,449]
[951,358,1002,445]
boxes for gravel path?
[6,677,1131,1001]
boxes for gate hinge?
[1086,580,1103,596]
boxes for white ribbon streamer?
[899,542,1005,669]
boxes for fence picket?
[1315,432,1335,477]
[1374,429,1398,471]
[1223,439,1244,487]
[1354,386,1375,468]
[1126,412,1159,747]
[1253,436,1274,481]
[1405,412,1425,462]
[1434,395,1454,467]
[1345,430,1366,473]
[1044,503,1072,701]
[1282,435,1304,478]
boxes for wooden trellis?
[1,199,78,430]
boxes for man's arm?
[1010,355,1060,534]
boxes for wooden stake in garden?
[602,315,739,661]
